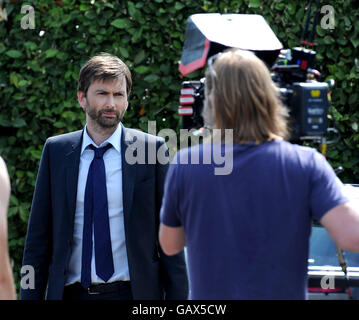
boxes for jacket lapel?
[65,130,83,225]
[121,124,137,231]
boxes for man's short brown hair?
[77,53,132,96]
[204,49,289,144]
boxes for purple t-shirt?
[160,140,348,299]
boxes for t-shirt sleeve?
[160,155,182,227]
[309,150,349,221]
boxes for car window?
[309,226,359,266]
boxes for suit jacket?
[20,125,188,300]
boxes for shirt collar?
[81,124,122,155]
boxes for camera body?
[178,79,205,130]
[178,47,329,142]
[271,47,329,141]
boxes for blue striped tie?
[81,143,114,289]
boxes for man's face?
[78,77,128,130]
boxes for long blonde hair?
[204,49,289,144]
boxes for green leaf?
[76,42,87,49]
[350,35,359,48]
[111,18,131,29]
[326,149,339,159]
[103,3,114,9]
[135,65,150,74]
[19,205,29,223]
[144,74,160,82]
[128,1,141,20]
[174,2,185,10]
[323,36,334,45]
[342,47,352,57]
[134,50,146,64]
[119,47,129,59]
[16,170,24,178]
[18,80,29,87]
[24,42,37,50]
[0,43,5,54]
[54,121,66,128]
[328,64,336,74]
[84,10,96,20]
[12,119,27,128]
[287,3,296,15]
[0,118,11,127]
[354,21,359,33]
[10,195,19,206]
[248,0,261,8]
[7,207,17,218]
[337,38,348,46]
[62,111,75,118]
[9,72,19,87]
[45,49,59,58]
[349,94,358,105]
[79,4,91,11]
[56,52,69,60]
[274,2,285,10]
[344,16,351,27]
[88,26,98,35]
[30,149,42,160]
[316,25,325,37]
[343,161,354,169]
[132,28,143,43]
[6,50,22,58]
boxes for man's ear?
[77,91,87,111]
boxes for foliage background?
[0,0,358,294]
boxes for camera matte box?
[179,13,283,76]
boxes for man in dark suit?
[21,53,188,300]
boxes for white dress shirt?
[65,124,130,285]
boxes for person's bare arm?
[159,223,186,256]
[320,185,359,252]
[0,157,16,300]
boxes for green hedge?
[0,0,358,294]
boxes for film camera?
[178,12,336,142]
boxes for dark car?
[308,184,359,300]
